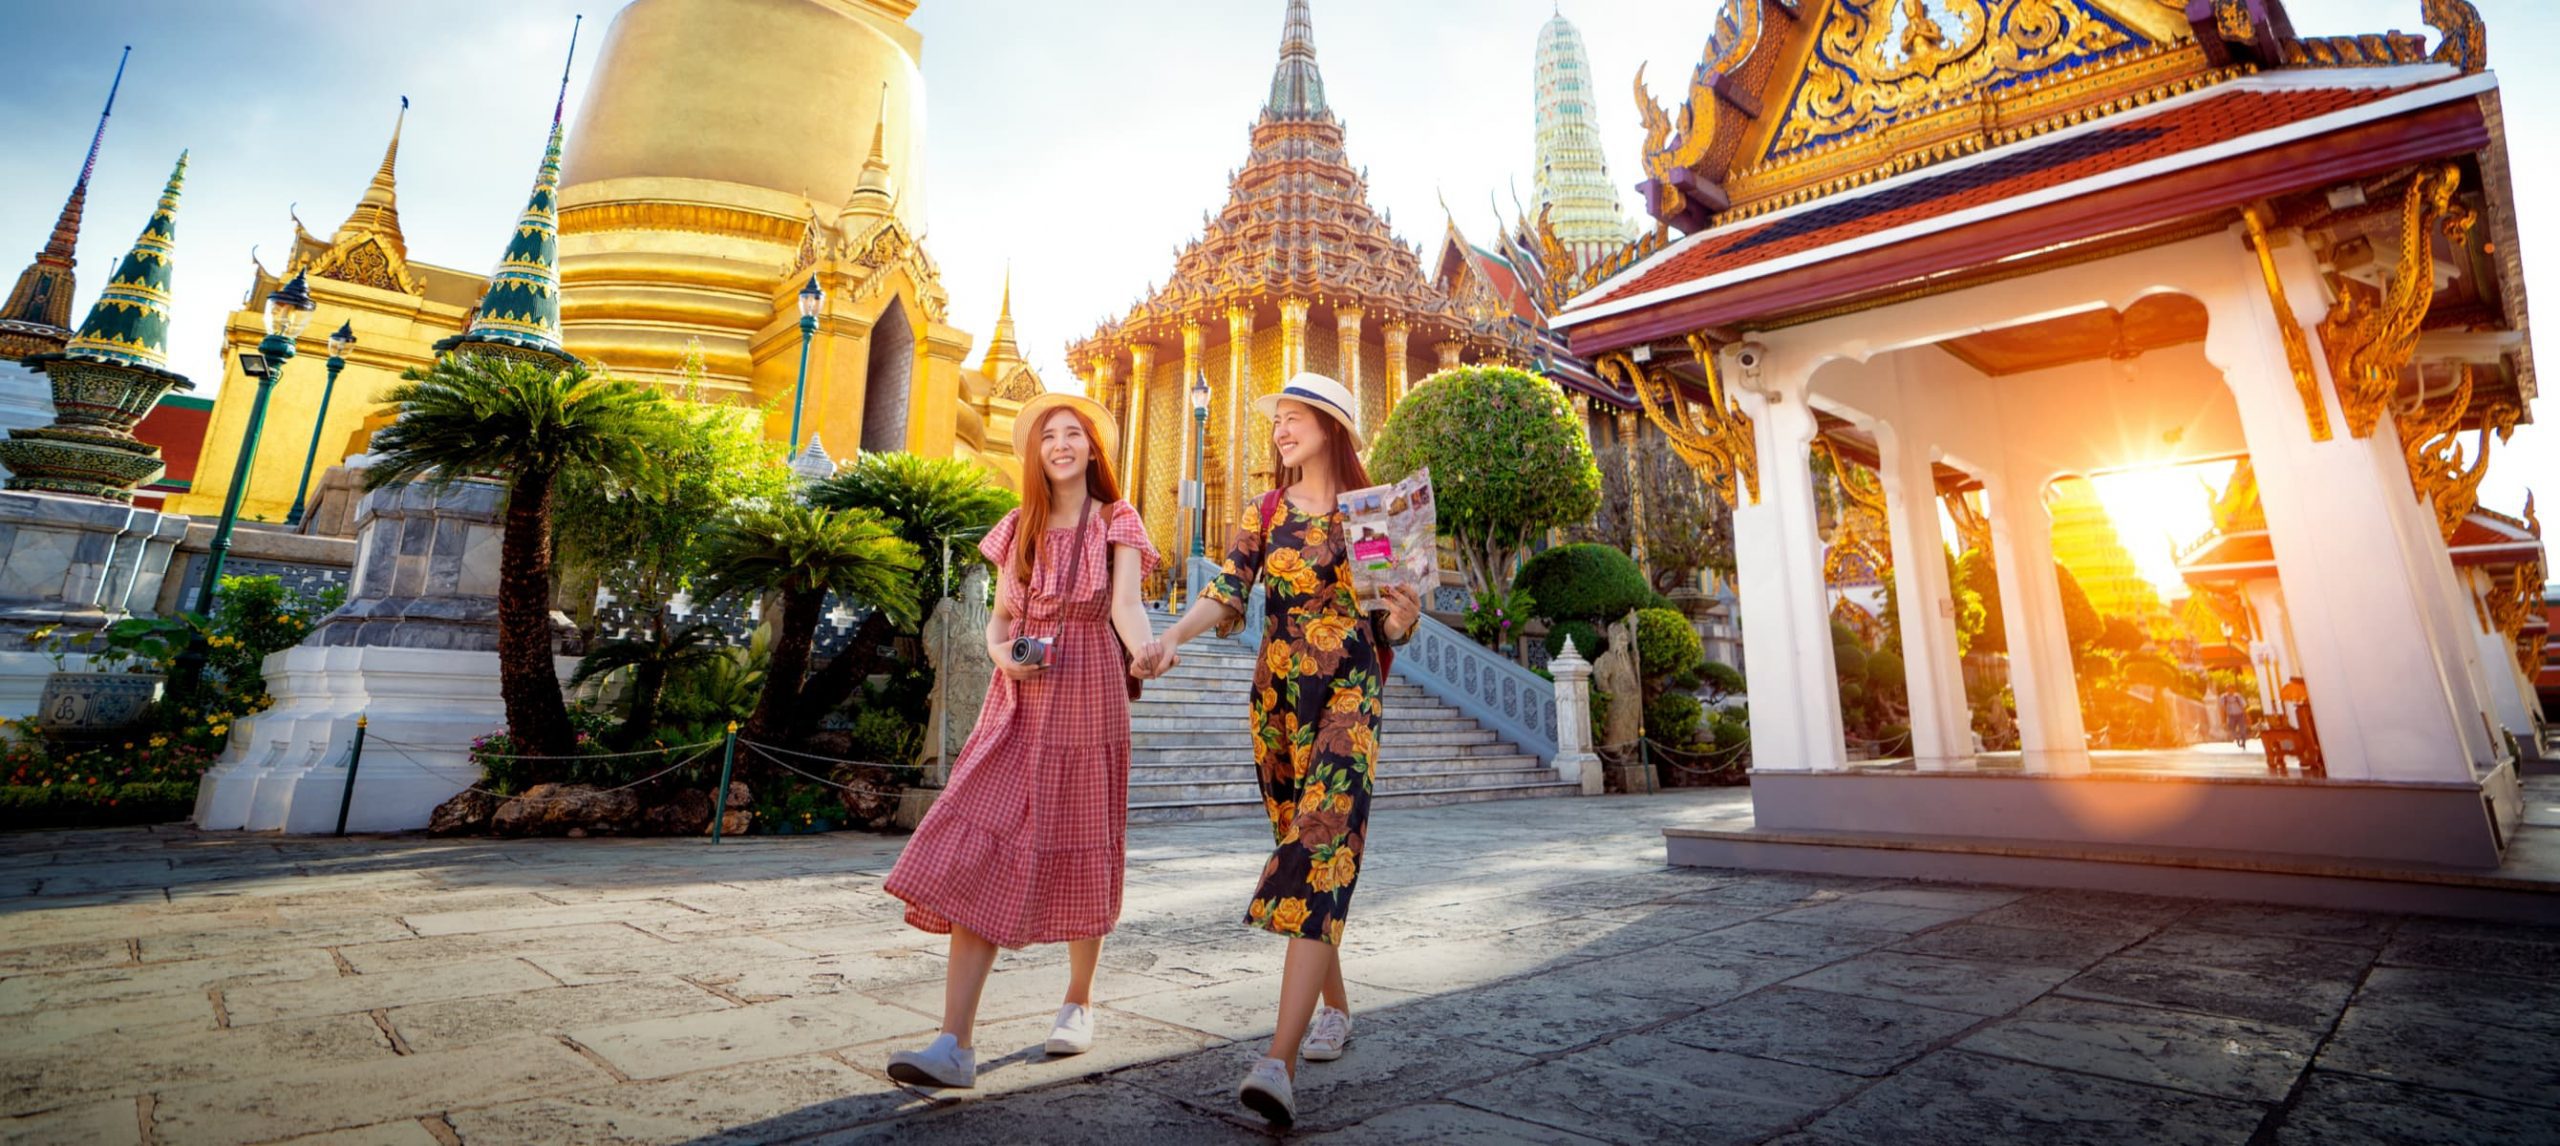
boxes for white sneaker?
[1045,1003,1095,1055]
[1236,1056,1296,1127]
[1300,1005,1351,1062]
[885,1033,976,1089]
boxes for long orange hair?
[1013,405,1122,584]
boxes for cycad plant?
[796,452,1015,740]
[569,622,729,749]
[698,503,922,745]
[365,354,677,756]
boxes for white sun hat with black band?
[1253,372,1363,446]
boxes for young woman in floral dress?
[881,393,1161,1089]
[1146,373,1423,1127]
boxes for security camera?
[1732,342,1768,372]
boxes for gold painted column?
[1280,297,1310,380]
[1336,305,1363,411]
[1617,405,1649,577]
[1383,320,1410,405]
[1436,340,1463,372]
[1226,303,1255,521]
[1124,343,1155,509]
[1178,319,1204,563]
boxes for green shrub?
[1634,608,1704,684]
[1369,365,1603,598]
[1707,708,1750,750]
[1832,642,1868,682]
[1699,661,1746,700]
[1545,620,1605,661]
[843,706,922,770]
[1463,587,1534,649]
[1865,650,1906,696]
[0,781,196,831]
[1645,693,1703,745]
[1515,544,1651,624]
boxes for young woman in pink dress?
[881,393,1161,1089]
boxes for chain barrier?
[363,735,722,761]
[367,738,721,802]
[737,740,917,801]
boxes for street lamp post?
[1174,372,1211,609]
[284,321,355,527]
[173,271,316,690]
[788,276,821,449]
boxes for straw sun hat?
[1253,372,1363,447]
[1012,391,1119,468]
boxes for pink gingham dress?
[883,502,1159,948]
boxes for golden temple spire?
[844,84,895,221]
[333,96,409,258]
[1,46,127,359]
[1264,0,1328,121]
[983,266,1023,373]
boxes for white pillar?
[2468,571,2536,742]
[1876,422,1972,770]
[1728,356,1845,772]
[2199,237,2492,782]
[1983,472,2090,774]
[1548,636,1605,794]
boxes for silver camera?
[1007,636,1052,668]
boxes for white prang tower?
[1533,8,1634,267]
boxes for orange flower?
[1263,640,1295,679]
[1326,918,1345,945]
[1300,780,1330,812]
[1308,847,1358,893]
[1327,684,1364,714]
[1303,614,1357,653]
[1266,549,1321,595]
[1329,792,1354,814]
[1346,724,1379,767]
[1271,897,1312,935]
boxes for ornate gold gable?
[1637,0,2209,229]
[787,210,950,326]
[289,216,423,297]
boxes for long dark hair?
[1014,406,1121,583]
[1275,405,1369,497]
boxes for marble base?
[0,358,53,481]
[0,490,189,719]
[193,644,578,834]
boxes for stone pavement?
[2,791,2557,1145]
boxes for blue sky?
[1,0,2552,534]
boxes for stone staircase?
[1129,610,1577,823]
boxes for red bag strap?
[1045,497,1096,645]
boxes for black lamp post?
[788,276,822,449]
[173,271,315,690]
[284,320,354,527]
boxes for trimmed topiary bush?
[1545,619,1605,660]
[1646,693,1703,745]
[1699,661,1746,700]
[1369,365,1602,598]
[1634,607,1704,684]
[1516,543,1652,624]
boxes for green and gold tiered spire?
[434,17,580,368]
[0,48,128,362]
[3,152,199,500]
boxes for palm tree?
[793,453,1016,739]
[366,355,676,756]
[570,622,728,749]
[698,503,922,745]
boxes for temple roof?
[54,152,188,378]
[1265,0,1327,121]
[437,27,579,365]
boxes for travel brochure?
[1336,467,1436,611]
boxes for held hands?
[1380,583,1423,641]
[1129,638,1181,680]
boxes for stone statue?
[1591,615,1643,749]
[918,565,994,786]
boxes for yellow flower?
[148,736,167,748]
[1303,614,1357,653]
[1263,641,1295,679]
[1271,897,1312,935]
[1329,792,1353,814]
[1327,684,1364,714]
[1266,549,1321,596]
[1308,848,1358,894]
[1346,724,1379,767]
[1299,781,1330,813]
[1247,898,1272,923]
[1326,919,1344,945]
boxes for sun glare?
[2087,460,2236,604]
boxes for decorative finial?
[0,47,130,349]
[59,150,189,371]
[555,14,582,128]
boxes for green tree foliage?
[698,504,921,745]
[1646,692,1703,745]
[1516,543,1652,625]
[1959,547,2003,652]
[1876,544,1986,654]
[1698,661,1746,702]
[1574,437,1736,592]
[1545,619,1605,661]
[1369,365,1601,597]
[2057,563,2103,652]
[796,453,1018,739]
[367,355,683,755]
[569,623,730,749]
[1635,607,1705,694]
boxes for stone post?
[1615,405,1649,577]
[1335,306,1363,410]
[1548,635,1604,794]
[1226,304,1255,508]
[1382,320,1410,404]
[1279,297,1309,379]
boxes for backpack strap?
[1259,489,1284,536]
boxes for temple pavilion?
[1555,0,2539,873]
[1066,0,1508,573]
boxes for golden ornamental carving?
[306,235,418,296]
[2240,205,2332,443]
[1598,337,1760,508]
[2212,0,2253,44]
[2319,164,2474,441]
[1943,489,1993,556]
[1763,0,2140,161]
[2284,0,2483,72]
[1814,437,1892,583]
[1636,0,1776,225]
[1529,204,1667,314]
[2402,364,2517,542]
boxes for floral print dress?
[1202,495,1401,946]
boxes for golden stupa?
[169,0,1021,524]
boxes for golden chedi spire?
[843,86,897,223]
[1,47,128,362]
[981,266,1021,374]
[333,96,409,261]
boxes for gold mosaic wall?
[1138,355,1182,569]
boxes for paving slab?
[2114,925,2377,979]
[808,1078,1260,1144]
[1105,973,1419,1042]
[1301,1101,1613,1144]
[0,1097,138,1146]
[2345,966,2560,1036]
[2313,1004,2560,1109]
[447,1053,923,1145]
[1793,1048,2267,1146]
[1652,986,1980,1076]
[0,1012,393,1115]
[1761,898,1974,934]
[0,947,339,1016]
[385,977,734,1053]
[146,1032,613,1146]
[1116,1025,1537,1134]
[566,995,937,1080]
[1446,1033,1859,1145]
[332,922,652,974]
[1783,949,2074,1017]
[1367,970,1703,1057]
[2271,1071,2560,1145]
[847,1008,1219,1097]
[1956,995,2319,1102]
[1887,921,2141,969]
[220,957,561,1025]
[2055,955,2358,1031]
